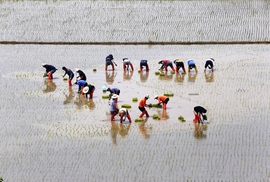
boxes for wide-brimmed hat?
[154,95,158,99]
[111,94,118,99]
[75,68,80,72]
[209,58,215,61]
[83,86,89,94]
[145,95,149,99]
[42,63,47,66]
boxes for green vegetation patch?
[148,103,162,108]
[203,115,207,121]
[164,92,174,97]
[135,118,144,122]
[132,98,138,102]
[152,114,160,120]
[155,71,160,75]
[121,104,131,108]
[178,116,186,122]
[93,68,97,72]
[102,95,110,99]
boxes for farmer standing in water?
[204,58,215,72]
[62,66,74,86]
[154,95,170,110]
[138,95,150,118]
[105,54,117,71]
[42,63,57,80]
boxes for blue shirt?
[110,99,117,112]
[75,80,87,86]
[109,88,120,94]
[188,60,195,65]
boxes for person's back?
[140,60,149,71]
[119,108,132,123]
[139,97,147,107]
[194,106,207,114]
[106,54,114,62]
[157,95,167,102]
[110,99,117,112]
[110,95,119,121]
[187,60,198,73]
[108,87,120,94]
[193,106,207,123]
[42,63,57,80]
[43,64,56,72]
[76,69,87,81]
[76,80,87,86]
[188,60,195,66]
[204,58,215,72]
[122,58,134,71]
[105,54,116,71]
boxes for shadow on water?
[43,80,56,93]
[204,71,214,82]
[105,71,117,84]
[123,70,133,81]
[140,71,149,82]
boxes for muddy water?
[0,44,269,181]
[0,0,269,181]
[0,1,269,43]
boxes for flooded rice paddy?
[0,44,269,181]
[0,0,269,181]
[0,0,269,43]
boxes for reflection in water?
[140,71,149,82]
[137,118,150,139]
[63,87,74,105]
[81,95,96,110]
[74,94,95,110]
[43,80,56,93]
[73,94,84,110]
[110,121,119,146]
[123,70,133,81]
[204,72,214,82]
[157,110,169,120]
[105,71,117,84]
[110,121,131,146]
[119,123,131,138]
[188,72,198,82]
[174,72,186,83]
[193,123,207,139]
[158,71,173,81]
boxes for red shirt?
[139,97,147,107]
[157,95,167,103]
[162,60,169,64]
